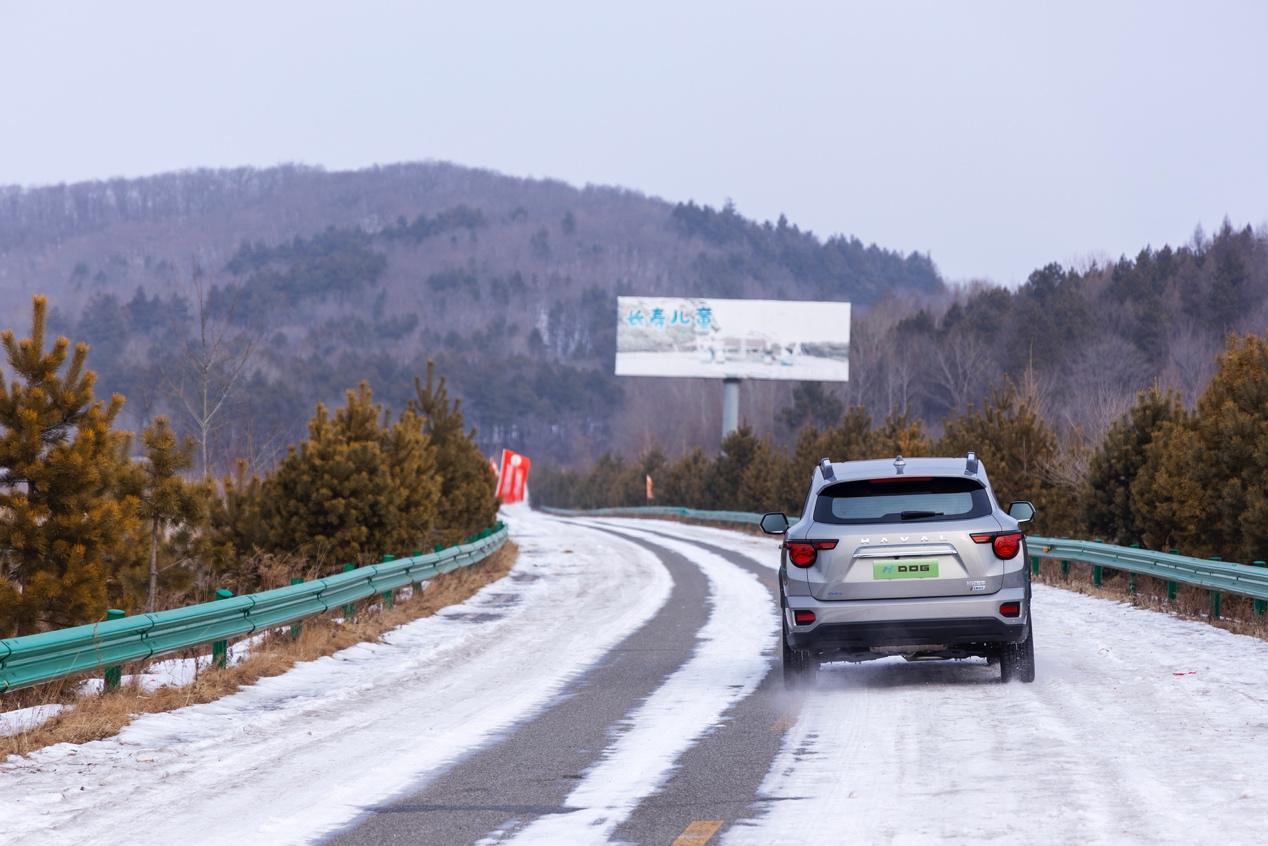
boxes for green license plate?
[873,559,940,580]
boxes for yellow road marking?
[672,819,724,846]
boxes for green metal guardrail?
[1025,537,1268,619]
[541,506,1268,619]
[0,522,509,694]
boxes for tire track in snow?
[489,523,776,845]
[324,524,714,846]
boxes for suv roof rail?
[819,457,835,481]
[965,451,979,475]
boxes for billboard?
[615,296,850,381]
[496,448,532,504]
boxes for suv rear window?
[812,476,991,524]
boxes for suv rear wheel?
[999,621,1036,683]
[782,620,815,688]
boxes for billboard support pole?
[722,377,740,441]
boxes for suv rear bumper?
[784,588,1029,653]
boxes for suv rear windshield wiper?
[899,510,944,520]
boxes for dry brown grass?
[1,542,518,759]
[1034,557,1268,641]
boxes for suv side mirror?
[760,512,791,535]
[1008,501,1036,524]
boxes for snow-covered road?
[3,513,1267,846]
[0,510,671,845]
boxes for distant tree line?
[533,333,1268,566]
[8,164,1267,471]
[0,297,498,636]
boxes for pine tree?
[136,416,207,611]
[938,379,1063,532]
[1129,421,1205,554]
[263,383,441,565]
[777,382,844,433]
[0,295,138,634]
[379,407,441,553]
[813,407,875,463]
[1133,334,1268,559]
[264,384,393,565]
[207,459,271,592]
[738,437,802,513]
[714,426,763,510]
[658,449,714,508]
[411,362,497,544]
[1083,387,1183,545]
[866,413,934,458]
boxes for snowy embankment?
[2,629,280,738]
[0,507,671,846]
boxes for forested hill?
[0,163,941,467]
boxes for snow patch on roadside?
[0,705,67,738]
[497,522,776,845]
[0,510,671,846]
[722,583,1268,845]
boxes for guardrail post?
[1208,557,1223,620]
[289,577,304,640]
[103,609,126,691]
[1252,562,1268,618]
[342,563,357,621]
[1126,544,1138,597]
[1060,559,1070,580]
[212,588,233,669]
[1092,564,1103,587]
[382,554,395,608]
[1031,554,1040,577]
[1167,549,1180,603]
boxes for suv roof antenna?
[819,457,835,481]
[893,455,906,475]
[965,451,979,475]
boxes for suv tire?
[781,621,814,688]
[999,620,1036,683]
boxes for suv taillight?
[971,531,1024,560]
[785,539,837,568]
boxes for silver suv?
[760,453,1036,685]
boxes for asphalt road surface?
[324,524,787,846]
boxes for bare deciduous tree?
[1060,336,1151,445]
[929,331,994,414]
[1158,323,1220,407]
[165,273,258,477]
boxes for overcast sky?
[1,1,1266,284]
